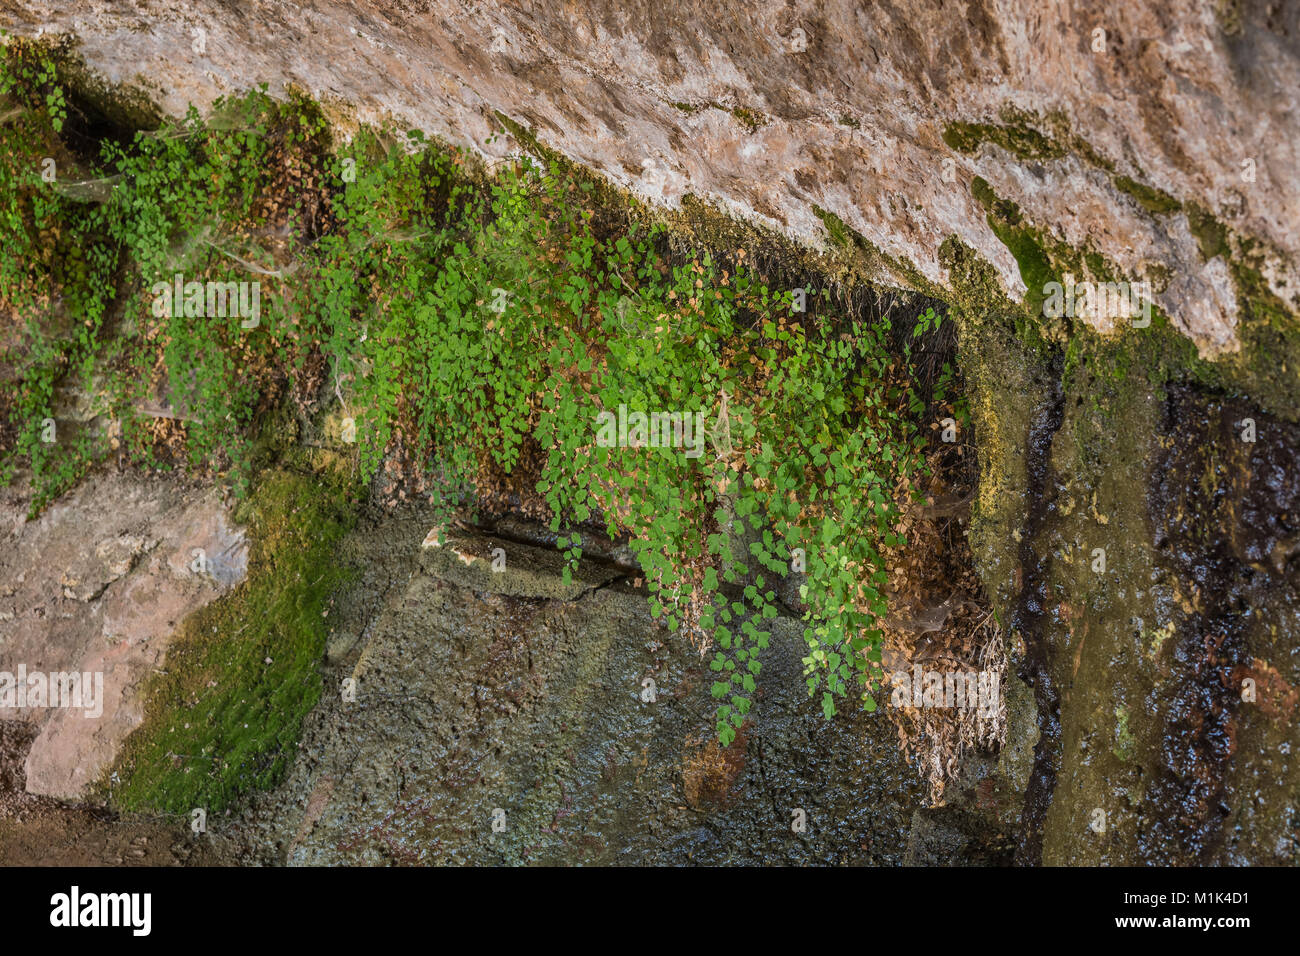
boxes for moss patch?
[1112,175,1182,217]
[730,106,768,134]
[811,203,948,299]
[941,106,1114,173]
[941,120,1064,162]
[944,102,1299,423]
[968,177,1061,326]
[1185,202,1231,262]
[107,468,358,813]
[1113,705,1136,762]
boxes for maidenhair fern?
[0,46,941,744]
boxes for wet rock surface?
[1137,387,1300,864]
[231,518,935,865]
[967,326,1300,864]
[0,1,1297,868]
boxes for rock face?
[0,474,245,799]
[232,518,948,866]
[3,0,1298,864]
[961,303,1300,866]
[3,0,1298,354]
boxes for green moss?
[1185,203,1230,261]
[1042,113,1117,174]
[730,107,768,134]
[493,108,639,214]
[1215,0,1244,36]
[999,228,1056,307]
[946,108,1187,240]
[932,103,1297,425]
[970,178,1059,321]
[1113,706,1136,761]
[969,175,996,210]
[808,203,951,301]
[1083,250,1110,279]
[1112,175,1182,217]
[813,204,852,248]
[664,99,766,133]
[939,237,1049,359]
[493,109,544,158]
[1216,254,1300,421]
[812,204,897,283]
[1154,202,1300,420]
[969,175,1020,222]
[941,120,1064,161]
[942,102,1297,414]
[107,469,358,813]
